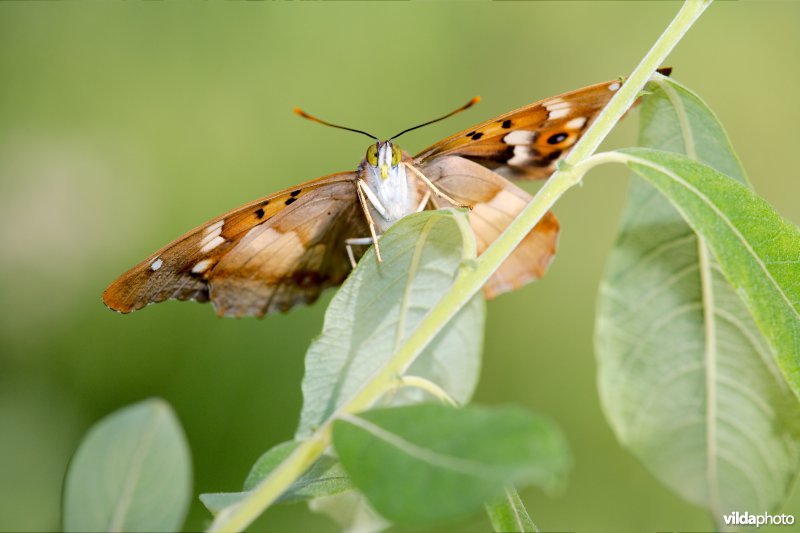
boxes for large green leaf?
[619,147,800,398]
[296,209,484,439]
[62,398,192,532]
[332,403,569,526]
[596,77,800,518]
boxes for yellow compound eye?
[366,144,378,166]
[391,144,402,166]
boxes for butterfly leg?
[403,163,471,210]
[356,179,383,263]
[416,190,432,213]
[345,237,375,268]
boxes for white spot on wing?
[543,97,565,107]
[150,257,163,271]
[609,82,621,91]
[566,117,587,129]
[205,220,224,235]
[199,221,225,250]
[548,108,570,119]
[503,130,536,145]
[200,235,225,253]
[191,258,214,274]
[507,146,531,166]
[544,99,571,111]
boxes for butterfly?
[104,69,670,318]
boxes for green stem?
[207,2,712,531]
[397,375,460,406]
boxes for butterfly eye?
[366,144,379,166]
[391,144,402,166]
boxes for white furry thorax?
[359,142,417,233]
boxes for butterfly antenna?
[293,108,378,140]
[389,96,480,141]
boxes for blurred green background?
[1,2,798,531]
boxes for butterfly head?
[366,141,403,181]
[295,98,480,182]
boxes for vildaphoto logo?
[722,511,795,528]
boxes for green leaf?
[198,493,245,516]
[485,488,538,533]
[332,403,569,526]
[199,440,352,514]
[243,441,351,496]
[62,398,192,532]
[597,77,800,519]
[296,209,484,439]
[636,75,748,181]
[619,147,800,395]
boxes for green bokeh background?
[1,2,798,531]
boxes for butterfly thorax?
[358,141,418,233]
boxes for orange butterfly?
[104,71,667,317]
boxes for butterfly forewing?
[102,172,365,317]
[210,181,366,316]
[414,72,668,179]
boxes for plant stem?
[208,432,330,532]
[397,375,460,406]
[207,2,712,531]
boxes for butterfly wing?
[415,70,670,179]
[103,172,368,317]
[419,155,559,298]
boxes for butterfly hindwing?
[102,172,366,317]
[419,155,559,298]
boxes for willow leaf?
[296,209,484,439]
[596,77,800,519]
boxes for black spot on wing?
[498,145,515,162]
[290,190,301,197]
[547,132,568,145]
[285,197,297,206]
[292,270,325,288]
[255,208,265,219]
[501,119,512,129]
[546,149,563,161]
